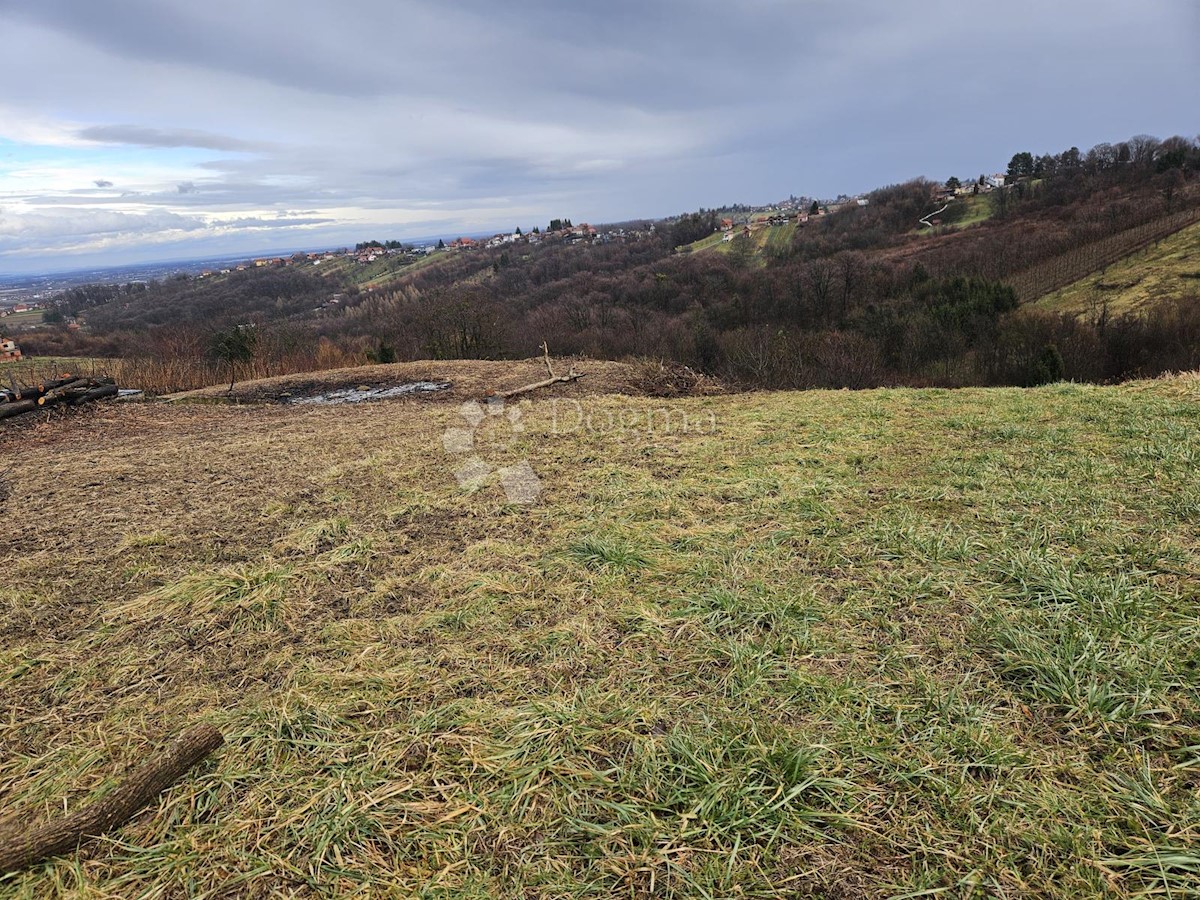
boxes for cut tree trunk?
[0,723,224,874]
[68,384,119,405]
[37,378,93,406]
[0,400,37,420]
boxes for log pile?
[0,375,120,421]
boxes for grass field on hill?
[2,373,1199,897]
[689,222,797,261]
[943,193,994,230]
[1034,220,1200,317]
[0,310,45,328]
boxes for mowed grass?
[2,375,1200,897]
[944,193,995,230]
[1035,219,1200,316]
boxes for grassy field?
[689,223,797,262]
[0,309,45,328]
[2,372,1199,897]
[944,194,994,230]
[314,250,450,291]
[1034,220,1200,316]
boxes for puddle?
[290,381,451,405]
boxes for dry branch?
[494,344,586,399]
[0,723,224,874]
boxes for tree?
[1057,146,1081,172]
[515,226,522,235]
[1030,344,1064,385]
[367,341,396,364]
[809,200,820,215]
[208,325,257,391]
[1006,152,1034,183]
[946,176,961,191]
[436,238,446,250]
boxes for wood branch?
[541,341,556,378]
[0,723,224,874]
[496,371,586,399]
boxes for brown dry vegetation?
[162,357,724,405]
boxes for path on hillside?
[919,201,952,229]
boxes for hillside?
[1032,218,1200,316]
[2,373,1199,896]
[19,132,1200,394]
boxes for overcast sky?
[0,0,1196,274]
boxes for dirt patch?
[161,356,725,405]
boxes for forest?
[24,132,1200,393]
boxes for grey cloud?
[93,178,112,187]
[1,0,1197,272]
[79,124,265,152]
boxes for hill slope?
[3,374,1199,897]
[1032,218,1200,316]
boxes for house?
[721,218,734,232]
[856,198,870,207]
[722,232,735,243]
[0,338,22,361]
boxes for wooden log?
[3,385,41,402]
[35,377,76,394]
[67,384,119,406]
[0,399,37,420]
[0,723,224,874]
[37,378,93,406]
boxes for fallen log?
[36,377,77,394]
[68,384,119,405]
[0,400,37,420]
[0,723,224,874]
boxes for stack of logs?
[0,375,119,421]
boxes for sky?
[0,0,1196,274]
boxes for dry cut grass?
[1,373,1199,897]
